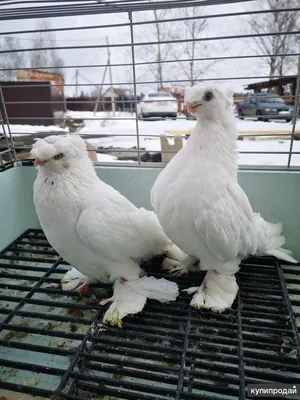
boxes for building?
[245,77,297,105]
[0,80,64,126]
[102,87,133,112]
[17,69,65,96]
[0,69,65,126]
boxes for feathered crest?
[30,134,87,160]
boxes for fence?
[0,0,299,170]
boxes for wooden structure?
[17,69,65,96]
[66,95,96,112]
[160,134,183,163]
[0,80,64,126]
[85,140,97,162]
[158,126,300,163]
[245,77,297,105]
[102,87,128,112]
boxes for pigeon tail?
[254,213,298,264]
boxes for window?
[263,96,284,103]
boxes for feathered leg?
[163,253,200,277]
[162,243,200,277]
[61,267,90,294]
[185,260,240,312]
[101,261,179,327]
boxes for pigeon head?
[184,84,233,119]
[30,134,88,171]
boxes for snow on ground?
[96,153,136,163]
[5,111,299,166]
[96,153,117,162]
[66,110,134,121]
[93,135,300,166]
[68,111,300,167]
[1,124,68,135]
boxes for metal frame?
[0,0,260,20]
[1,229,300,399]
[0,0,299,170]
[0,86,17,168]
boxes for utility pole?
[75,69,79,97]
[93,62,109,115]
[106,36,115,116]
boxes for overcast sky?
[0,0,298,96]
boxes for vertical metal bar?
[236,275,245,400]
[0,110,13,164]
[175,307,191,400]
[75,69,79,97]
[106,36,116,117]
[276,261,300,364]
[53,335,90,396]
[0,85,17,163]
[129,10,141,165]
[287,75,300,168]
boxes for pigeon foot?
[185,270,239,312]
[162,255,199,277]
[101,277,146,328]
[61,267,90,294]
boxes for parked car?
[237,93,293,122]
[137,92,178,119]
[233,103,238,117]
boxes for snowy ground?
[0,124,68,136]
[68,111,300,167]
[4,111,300,167]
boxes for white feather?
[151,83,298,311]
[32,135,183,325]
[187,270,239,312]
[101,276,178,327]
[125,276,179,302]
[254,213,298,263]
[61,267,91,291]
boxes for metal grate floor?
[1,229,300,400]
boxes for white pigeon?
[151,83,298,312]
[30,134,187,327]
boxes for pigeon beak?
[187,102,203,114]
[34,158,46,166]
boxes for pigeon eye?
[204,92,213,102]
[53,153,63,160]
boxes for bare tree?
[0,36,26,79]
[170,7,211,85]
[152,9,169,89]
[133,8,174,90]
[30,20,64,75]
[249,0,299,78]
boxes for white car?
[136,92,178,119]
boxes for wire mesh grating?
[1,229,300,399]
[0,0,300,169]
